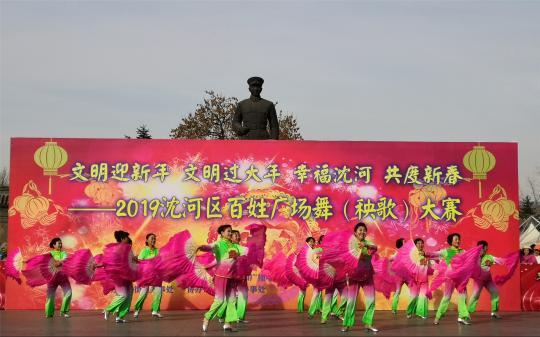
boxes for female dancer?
[391,238,406,314]
[434,233,471,325]
[319,234,346,324]
[341,223,378,332]
[285,252,308,313]
[201,224,242,332]
[305,236,323,319]
[467,240,502,319]
[133,233,163,319]
[217,225,266,325]
[232,229,249,323]
[46,237,72,318]
[104,231,138,323]
[404,238,438,319]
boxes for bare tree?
[528,178,539,204]
[170,91,303,140]
[0,167,8,187]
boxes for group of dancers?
[281,224,519,332]
[5,222,519,333]
[6,223,265,331]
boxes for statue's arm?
[232,104,249,136]
[268,103,280,140]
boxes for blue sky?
[1,1,539,195]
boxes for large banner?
[7,138,520,310]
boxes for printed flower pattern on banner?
[8,181,67,229]
[84,181,123,206]
[458,184,518,232]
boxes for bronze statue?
[232,77,280,140]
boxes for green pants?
[468,278,499,313]
[45,279,72,317]
[204,277,238,323]
[217,279,249,321]
[308,288,322,317]
[406,281,429,318]
[405,281,429,317]
[134,286,162,313]
[342,280,375,327]
[435,279,469,320]
[106,281,134,319]
[297,289,306,312]
[236,279,248,320]
[330,288,345,315]
[322,284,347,321]
[392,281,406,312]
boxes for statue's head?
[247,76,264,97]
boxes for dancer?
[467,241,502,319]
[285,252,308,313]
[222,229,249,324]
[320,270,347,324]
[133,233,163,319]
[45,237,72,318]
[217,225,267,324]
[201,224,242,332]
[338,223,378,332]
[304,237,323,319]
[391,238,406,314]
[104,231,139,323]
[394,238,438,319]
[319,234,346,324]
[434,233,471,325]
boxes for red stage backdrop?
[6,138,520,311]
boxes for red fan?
[261,252,292,288]
[428,245,483,295]
[233,224,267,278]
[156,230,198,282]
[427,261,448,299]
[62,249,96,285]
[244,223,267,268]
[92,254,115,295]
[22,253,59,287]
[320,230,357,270]
[320,230,377,280]
[103,243,139,281]
[285,254,307,290]
[390,240,422,284]
[371,254,397,299]
[295,245,320,285]
[175,252,215,296]
[317,261,336,290]
[295,245,334,289]
[445,245,483,292]
[137,258,162,288]
[493,251,520,286]
[5,247,24,284]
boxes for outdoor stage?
[0,310,538,336]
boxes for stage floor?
[0,310,538,336]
